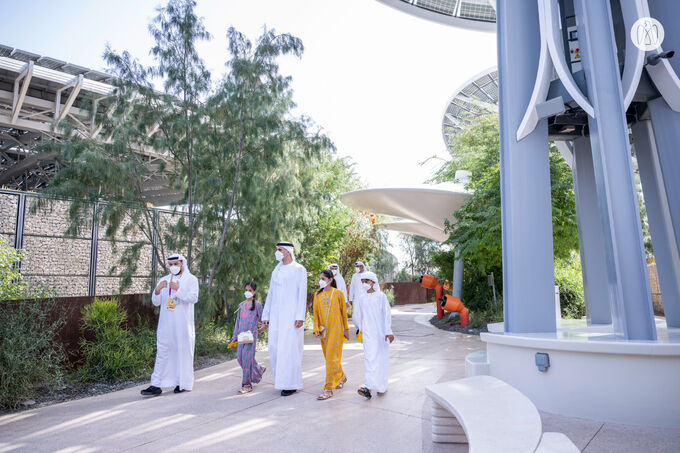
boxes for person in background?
[232,281,266,394]
[348,260,367,309]
[328,263,347,303]
[313,269,349,400]
[261,241,307,396]
[142,254,199,397]
[353,271,394,400]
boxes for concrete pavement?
[1,304,678,452]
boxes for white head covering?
[360,271,381,291]
[272,242,296,284]
[166,253,191,275]
[276,241,295,262]
[354,261,364,267]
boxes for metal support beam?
[498,0,556,333]
[151,209,159,290]
[633,100,680,328]
[88,202,100,297]
[574,0,656,340]
[11,61,33,124]
[55,74,84,124]
[452,248,463,300]
[572,137,612,325]
[13,192,26,274]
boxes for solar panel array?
[0,44,113,83]
[402,0,496,23]
[442,69,498,151]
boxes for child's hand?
[343,329,349,340]
[313,331,321,338]
[259,321,269,331]
[385,334,394,343]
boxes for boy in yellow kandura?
[313,269,349,400]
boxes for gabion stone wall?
[0,190,187,298]
[0,193,16,248]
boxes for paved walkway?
[1,304,679,452]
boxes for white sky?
[3,0,497,264]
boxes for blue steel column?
[634,106,680,328]
[574,0,656,339]
[498,0,556,333]
[452,248,463,300]
[644,0,680,328]
[572,138,612,325]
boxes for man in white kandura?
[348,260,367,308]
[261,241,308,396]
[328,263,348,302]
[141,254,199,397]
[353,271,394,400]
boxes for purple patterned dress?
[232,300,265,386]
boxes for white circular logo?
[631,17,664,51]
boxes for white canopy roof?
[340,184,471,243]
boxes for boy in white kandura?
[352,271,394,399]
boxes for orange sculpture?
[420,274,469,327]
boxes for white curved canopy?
[341,184,471,243]
[376,219,450,242]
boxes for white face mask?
[275,250,284,261]
[362,282,372,291]
[331,269,338,276]
[355,267,361,273]
[244,291,254,299]
[169,265,181,275]
[318,279,327,289]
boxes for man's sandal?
[335,376,347,389]
[317,390,333,400]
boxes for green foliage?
[195,321,232,358]
[0,238,25,300]
[0,299,66,409]
[398,233,440,280]
[431,114,579,312]
[78,298,155,382]
[371,234,399,282]
[555,253,586,319]
[383,286,395,307]
[467,304,504,329]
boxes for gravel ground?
[2,353,232,415]
[429,315,488,335]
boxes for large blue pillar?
[574,0,656,339]
[498,0,556,333]
[632,116,680,328]
[572,138,612,325]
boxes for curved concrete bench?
[426,375,578,453]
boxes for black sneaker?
[141,385,162,397]
[174,386,186,394]
[280,389,296,396]
[357,387,372,399]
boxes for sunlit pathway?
[2,304,679,452]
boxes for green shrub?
[78,297,155,382]
[383,286,395,306]
[195,321,231,358]
[467,304,504,329]
[0,298,66,409]
[555,253,586,319]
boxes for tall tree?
[193,27,334,318]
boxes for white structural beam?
[11,61,34,124]
[0,56,114,96]
[55,75,84,124]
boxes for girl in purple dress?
[232,281,266,394]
